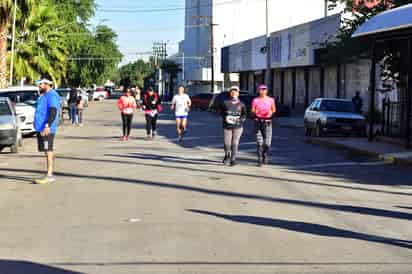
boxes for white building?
[178,0,341,94]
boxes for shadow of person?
[0,260,83,274]
[0,174,34,184]
[188,209,412,250]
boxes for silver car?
[0,97,23,153]
[304,98,366,137]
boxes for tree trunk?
[0,24,8,88]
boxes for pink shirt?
[252,97,276,119]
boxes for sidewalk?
[275,115,412,167]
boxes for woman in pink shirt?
[251,84,276,166]
[117,87,137,141]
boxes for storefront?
[353,4,412,148]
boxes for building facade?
[178,0,339,94]
[222,14,374,112]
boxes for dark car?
[191,93,213,111]
[211,91,251,112]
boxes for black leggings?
[145,114,158,134]
[121,113,133,136]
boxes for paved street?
[0,100,411,274]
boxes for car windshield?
[0,101,11,116]
[56,89,69,98]
[320,100,355,113]
[0,90,39,106]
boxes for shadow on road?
[1,167,412,222]
[188,209,412,250]
[0,260,83,274]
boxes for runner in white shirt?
[171,85,191,141]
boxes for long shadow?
[0,174,34,183]
[15,154,412,197]
[1,167,412,221]
[188,209,412,250]
[118,152,221,165]
[397,206,412,210]
[0,260,83,274]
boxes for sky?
[92,0,186,65]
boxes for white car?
[92,87,109,101]
[0,97,23,153]
[0,86,38,136]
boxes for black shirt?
[143,93,161,110]
[220,99,247,129]
[68,90,78,104]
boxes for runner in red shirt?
[117,87,137,141]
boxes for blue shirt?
[34,89,60,134]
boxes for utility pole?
[9,0,17,86]
[152,41,168,96]
[264,0,272,93]
[324,0,328,17]
[193,15,218,93]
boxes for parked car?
[191,93,213,110]
[92,87,109,101]
[0,86,38,136]
[304,98,366,137]
[56,88,70,109]
[0,97,23,153]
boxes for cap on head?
[258,84,268,90]
[35,78,53,86]
[229,86,240,92]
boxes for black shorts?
[37,133,55,152]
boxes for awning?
[352,4,412,38]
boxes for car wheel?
[10,142,18,153]
[315,122,323,137]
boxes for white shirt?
[172,94,191,116]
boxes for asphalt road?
[0,99,411,274]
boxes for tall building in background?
[178,0,340,94]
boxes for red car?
[191,93,213,111]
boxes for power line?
[97,0,240,13]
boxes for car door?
[306,100,318,128]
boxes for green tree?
[0,0,33,87]
[119,59,154,88]
[12,3,68,84]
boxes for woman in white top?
[171,85,191,141]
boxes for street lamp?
[9,0,17,86]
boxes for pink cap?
[258,84,268,90]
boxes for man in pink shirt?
[251,84,276,166]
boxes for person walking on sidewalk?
[33,78,61,184]
[142,87,162,139]
[219,86,247,166]
[76,92,86,127]
[68,88,79,125]
[117,87,137,141]
[352,91,363,114]
[252,84,276,167]
[171,85,191,141]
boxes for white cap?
[229,86,240,92]
[35,79,53,85]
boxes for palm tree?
[12,4,68,85]
[0,0,33,88]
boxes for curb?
[306,137,412,167]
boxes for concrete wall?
[295,69,306,109]
[309,68,321,102]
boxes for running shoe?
[230,161,237,167]
[121,136,127,141]
[34,176,56,185]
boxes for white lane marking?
[294,161,386,169]
[0,161,8,167]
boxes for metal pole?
[265,0,272,93]
[9,0,17,86]
[210,17,215,93]
[368,41,377,142]
[324,0,328,17]
[182,52,185,83]
[405,37,412,149]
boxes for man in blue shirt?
[33,78,60,184]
